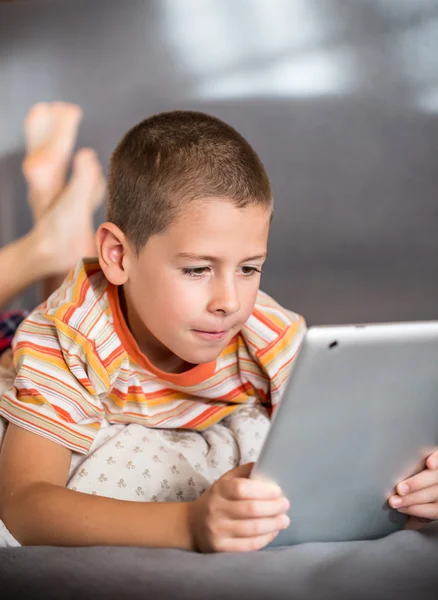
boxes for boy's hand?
[389,449,438,526]
[188,463,290,553]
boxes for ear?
[96,222,132,285]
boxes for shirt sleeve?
[0,310,111,454]
[255,316,307,411]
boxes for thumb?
[223,462,255,479]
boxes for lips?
[196,329,226,334]
[192,329,228,341]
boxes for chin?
[172,332,236,366]
[180,345,226,365]
[187,351,222,365]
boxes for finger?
[222,531,279,553]
[397,469,438,495]
[426,449,438,470]
[226,497,290,519]
[389,484,438,508]
[231,514,290,538]
[222,462,255,479]
[221,476,284,501]
[397,503,438,520]
[404,516,431,530]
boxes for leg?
[21,103,105,299]
[35,148,106,284]
[22,102,83,221]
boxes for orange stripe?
[257,321,300,360]
[183,405,225,428]
[153,401,197,426]
[3,397,95,441]
[16,364,101,414]
[63,274,89,322]
[15,341,64,361]
[20,318,53,330]
[197,404,238,429]
[216,383,252,401]
[102,344,126,368]
[52,404,77,423]
[251,308,283,335]
[77,296,99,331]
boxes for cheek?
[239,281,260,316]
[143,276,207,322]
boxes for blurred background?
[0,0,437,325]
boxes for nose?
[207,276,241,316]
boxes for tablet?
[251,321,438,546]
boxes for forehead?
[146,199,271,260]
[174,198,269,241]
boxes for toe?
[24,103,52,152]
[73,148,98,172]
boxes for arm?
[0,312,194,547]
[0,424,289,550]
[0,423,192,548]
[0,228,49,309]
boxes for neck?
[118,287,194,374]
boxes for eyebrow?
[176,253,267,263]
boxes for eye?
[182,267,210,278]
[239,266,262,278]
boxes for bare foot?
[22,102,83,220]
[36,147,106,276]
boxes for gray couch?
[2,524,438,599]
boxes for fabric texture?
[0,259,305,454]
[66,403,270,503]
[1,523,438,600]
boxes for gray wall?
[1,0,437,324]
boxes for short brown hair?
[107,111,272,252]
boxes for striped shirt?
[0,259,306,454]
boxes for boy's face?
[122,199,270,371]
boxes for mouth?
[192,329,228,341]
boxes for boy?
[0,111,437,552]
